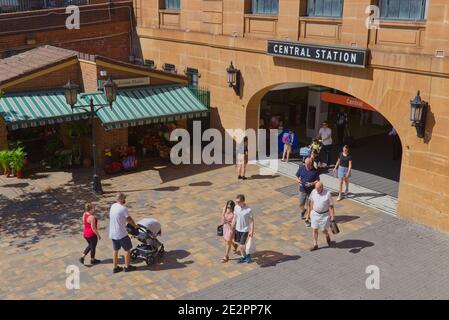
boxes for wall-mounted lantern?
[410,90,428,138]
[226,61,241,95]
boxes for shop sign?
[267,40,369,68]
[320,92,375,111]
[98,77,150,89]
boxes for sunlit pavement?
[0,161,448,299]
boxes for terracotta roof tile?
[0,45,78,85]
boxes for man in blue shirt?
[295,158,320,227]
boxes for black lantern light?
[63,80,79,109]
[226,61,241,96]
[410,90,428,138]
[103,77,117,108]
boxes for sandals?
[221,256,229,263]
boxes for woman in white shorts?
[308,181,336,251]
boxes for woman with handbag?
[308,182,336,251]
[220,200,236,263]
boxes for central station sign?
[267,40,369,68]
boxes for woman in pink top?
[221,200,236,263]
[79,203,101,266]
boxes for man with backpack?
[281,129,295,162]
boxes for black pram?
[127,218,165,265]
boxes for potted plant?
[10,147,26,179]
[0,150,11,176]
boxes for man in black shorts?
[232,194,254,264]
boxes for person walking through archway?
[281,129,295,162]
[316,121,332,167]
[309,182,336,251]
[333,145,353,201]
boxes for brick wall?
[4,62,82,93]
[0,2,134,61]
[94,119,128,165]
[4,62,81,93]
[80,60,100,93]
[0,117,7,150]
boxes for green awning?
[79,85,209,130]
[0,85,208,131]
[0,91,88,130]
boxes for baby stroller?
[127,218,165,265]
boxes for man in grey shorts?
[295,158,320,227]
[109,192,138,274]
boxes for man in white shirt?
[232,194,254,264]
[308,182,336,251]
[316,121,333,167]
[109,192,138,273]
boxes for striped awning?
[0,85,208,130]
[0,91,88,130]
[79,85,209,130]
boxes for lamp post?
[410,91,428,139]
[63,77,117,194]
[226,61,241,96]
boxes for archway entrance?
[256,83,402,198]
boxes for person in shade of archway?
[389,127,402,160]
[309,182,336,251]
[333,145,353,201]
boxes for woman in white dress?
[308,182,336,251]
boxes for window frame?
[251,0,279,16]
[378,0,427,22]
[164,0,180,11]
[306,0,344,18]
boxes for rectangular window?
[307,0,343,18]
[185,68,199,87]
[251,0,278,15]
[379,0,426,21]
[164,0,180,10]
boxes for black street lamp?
[410,91,428,138]
[63,77,118,194]
[226,61,241,95]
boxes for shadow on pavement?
[136,249,194,271]
[249,174,281,180]
[1,183,29,188]
[251,250,300,268]
[333,239,374,253]
[335,215,360,224]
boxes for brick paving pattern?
[0,161,448,299]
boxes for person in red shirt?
[79,203,101,266]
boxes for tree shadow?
[251,250,300,268]
[0,178,98,245]
[333,239,374,253]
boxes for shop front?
[0,46,209,178]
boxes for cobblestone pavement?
[0,161,448,299]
